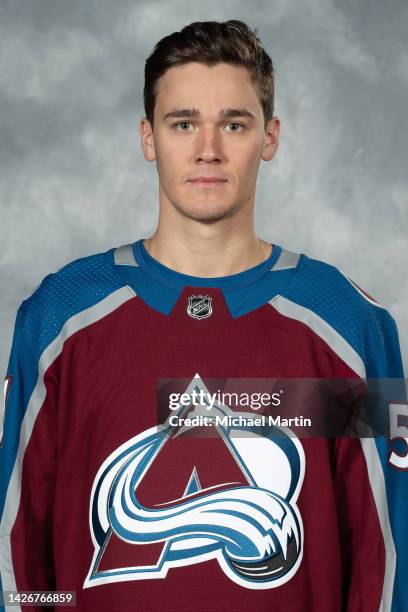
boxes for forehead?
[154,62,261,115]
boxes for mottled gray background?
[1,0,407,383]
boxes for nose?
[194,125,224,163]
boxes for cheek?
[231,144,262,180]
[156,132,190,155]
[155,145,182,184]
[155,137,188,177]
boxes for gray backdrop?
[1,0,407,383]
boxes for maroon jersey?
[1,239,407,611]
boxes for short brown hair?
[143,20,274,130]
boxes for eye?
[225,122,245,132]
[173,121,193,131]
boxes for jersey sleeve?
[0,300,58,611]
[364,307,408,612]
[332,305,407,612]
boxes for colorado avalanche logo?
[84,374,305,590]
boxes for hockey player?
[1,20,407,612]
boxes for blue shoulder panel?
[22,250,124,361]
[0,249,124,521]
[283,255,376,366]
[284,253,407,612]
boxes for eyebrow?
[162,107,256,121]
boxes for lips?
[188,177,227,182]
[187,176,228,188]
[188,180,227,189]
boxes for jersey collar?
[132,238,283,292]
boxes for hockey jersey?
[0,238,407,612]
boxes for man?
[0,19,407,612]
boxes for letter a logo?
[84,374,305,590]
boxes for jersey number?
[388,402,408,470]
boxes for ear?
[261,117,280,162]
[139,117,156,162]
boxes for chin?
[173,200,241,223]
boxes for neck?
[145,208,272,278]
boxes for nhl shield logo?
[187,295,212,319]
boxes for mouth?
[187,178,228,189]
